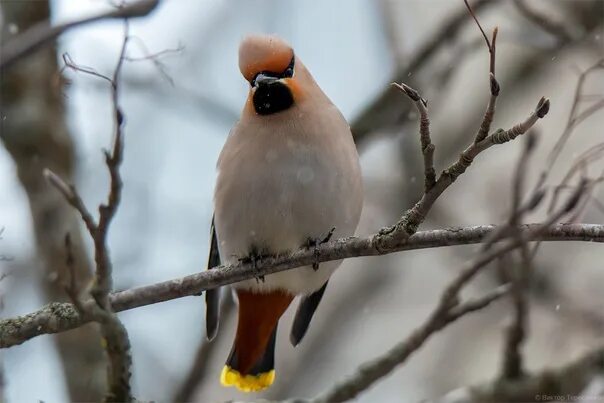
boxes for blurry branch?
[269,267,394,398]
[124,36,184,85]
[515,59,604,258]
[429,345,604,403]
[353,0,601,147]
[543,59,604,182]
[351,0,502,144]
[499,134,537,381]
[0,0,160,71]
[2,223,604,349]
[311,180,586,403]
[308,5,590,399]
[311,283,510,403]
[551,149,604,217]
[125,37,184,62]
[44,20,133,403]
[377,0,405,66]
[512,0,574,44]
[173,292,235,402]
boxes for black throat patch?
[253,81,294,115]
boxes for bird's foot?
[239,250,267,283]
[305,227,336,271]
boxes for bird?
[205,34,363,393]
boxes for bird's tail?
[221,289,293,392]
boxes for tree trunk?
[0,3,106,400]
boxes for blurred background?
[0,0,603,402]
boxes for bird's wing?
[205,215,221,341]
[289,281,329,346]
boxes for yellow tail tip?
[220,366,275,392]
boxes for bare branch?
[513,0,574,44]
[474,28,500,144]
[43,168,97,235]
[380,96,550,238]
[464,0,492,53]
[351,0,503,143]
[123,37,184,85]
[0,0,160,70]
[392,82,436,191]
[62,53,113,85]
[51,19,134,403]
[545,59,604,176]
[446,283,512,321]
[464,0,499,77]
[311,182,585,402]
[1,223,603,349]
[429,345,604,403]
[91,21,129,309]
[312,243,518,402]
[500,133,539,381]
[173,293,236,401]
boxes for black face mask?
[251,55,295,115]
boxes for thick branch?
[1,223,603,349]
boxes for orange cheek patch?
[284,78,304,101]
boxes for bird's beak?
[253,73,280,88]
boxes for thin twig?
[92,20,129,309]
[0,0,159,71]
[351,0,503,143]
[379,96,550,239]
[49,18,134,403]
[474,28,499,143]
[392,82,436,191]
[463,0,497,76]
[43,169,97,235]
[62,53,113,85]
[123,37,184,85]
[539,59,604,188]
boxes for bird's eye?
[283,55,295,78]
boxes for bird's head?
[239,35,303,116]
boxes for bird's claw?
[306,227,336,271]
[239,251,266,283]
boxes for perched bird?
[206,34,363,393]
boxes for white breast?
[214,103,363,295]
